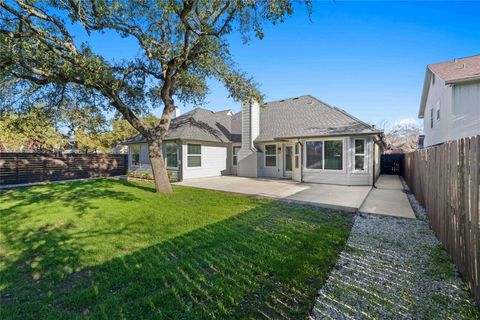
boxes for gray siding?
[452,82,480,140]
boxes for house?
[123,95,384,185]
[419,55,480,147]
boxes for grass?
[0,178,352,319]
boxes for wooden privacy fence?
[404,135,479,304]
[0,153,128,185]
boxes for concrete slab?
[359,175,416,219]
[175,176,371,212]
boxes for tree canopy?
[0,0,311,192]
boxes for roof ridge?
[428,54,480,66]
[264,94,311,104]
[307,96,378,131]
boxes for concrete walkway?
[359,175,416,219]
[175,176,371,212]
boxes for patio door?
[283,145,293,178]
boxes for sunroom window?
[324,141,343,170]
[232,146,240,166]
[264,144,277,167]
[306,141,323,169]
[165,143,178,168]
[187,144,201,167]
[131,145,140,166]
[306,140,343,170]
[354,139,365,171]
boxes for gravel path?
[311,185,480,319]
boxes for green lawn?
[0,178,352,319]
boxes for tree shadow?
[0,179,140,218]
[0,199,352,319]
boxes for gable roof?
[253,95,381,141]
[123,95,381,145]
[429,55,480,84]
[122,108,233,144]
[418,55,480,118]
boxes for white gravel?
[311,183,479,319]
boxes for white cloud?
[393,118,420,127]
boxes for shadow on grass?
[1,195,352,319]
[0,179,141,218]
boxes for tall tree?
[0,106,65,151]
[0,0,310,192]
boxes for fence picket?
[404,135,480,304]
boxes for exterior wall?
[423,76,480,147]
[451,82,480,140]
[127,142,181,180]
[257,142,283,179]
[256,136,376,185]
[181,141,229,179]
[423,74,453,147]
[302,136,374,186]
[229,144,241,176]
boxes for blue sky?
[80,1,480,129]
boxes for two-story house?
[419,55,480,147]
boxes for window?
[187,144,201,167]
[232,146,240,166]
[430,108,434,128]
[324,140,343,170]
[264,144,277,167]
[131,145,140,165]
[306,140,344,170]
[294,143,300,169]
[306,141,323,169]
[165,143,178,168]
[354,139,365,171]
[436,101,440,120]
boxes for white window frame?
[186,143,202,168]
[294,143,300,169]
[303,138,345,172]
[165,143,178,169]
[354,138,366,172]
[232,145,241,166]
[131,145,140,166]
[264,144,277,167]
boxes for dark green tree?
[0,0,310,192]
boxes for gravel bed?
[311,186,479,319]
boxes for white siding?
[182,141,229,179]
[301,136,374,186]
[452,82,480,140]
[423,74,453,147]
[257,142,282,178]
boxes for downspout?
[372,140,376,188]
[298,139,304,182]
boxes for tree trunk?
[148,138,172,193]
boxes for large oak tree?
[0,0,310,192]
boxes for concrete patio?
[175,176,371,212]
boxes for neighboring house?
[123,95,384,185]
[419,55,480,147]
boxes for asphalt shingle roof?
[428,55,480,84]
[123,95,381,145]
[254,95,381,141]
